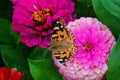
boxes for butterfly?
[48,18,75,65]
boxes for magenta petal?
[22,36,33,47]
[38,43,47,48]
[51,0,58,13]
[46,16,52,26]
[38,0,47,8]
[13,5,31,18]
[41,31,48,36]
[43,16,52,29]
[13,13,34,26]
[38,36,51,48]
[47,29,53,34]
[30,37,41,46]
[52,10,65,21]
[57,0,67,10]
[69,0,75,13]
[19,0,35,12]
[25,40,33,47]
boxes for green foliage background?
[0,0,120,80]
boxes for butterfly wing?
[49,18,75,65]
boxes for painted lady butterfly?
[49,18,75,65]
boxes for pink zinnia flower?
[0,67,23,80]
[53,17,116,80]
[12,0,74,48]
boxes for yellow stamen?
[33,8,50,24]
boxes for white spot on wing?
[57,59,63,61]
[54,27,59,30]
[61,26,63,28]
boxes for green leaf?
[0,18,15,44]
[10,24,20,44]
[76,0,86,3]
[92,0,120,38]
[76,0,92,7]
[28,59,64,80]
[100,0,120,20]
[0,0,12,20]
[62,76,66,80]
[74,0,96,18]
[29,47,52,60]
[107,36,120,80]
[0,44,33,80]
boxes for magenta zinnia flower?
[12,0,74,48]
[53,17,116,80]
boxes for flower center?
[84,43,92,51]
[33,8,50,25]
